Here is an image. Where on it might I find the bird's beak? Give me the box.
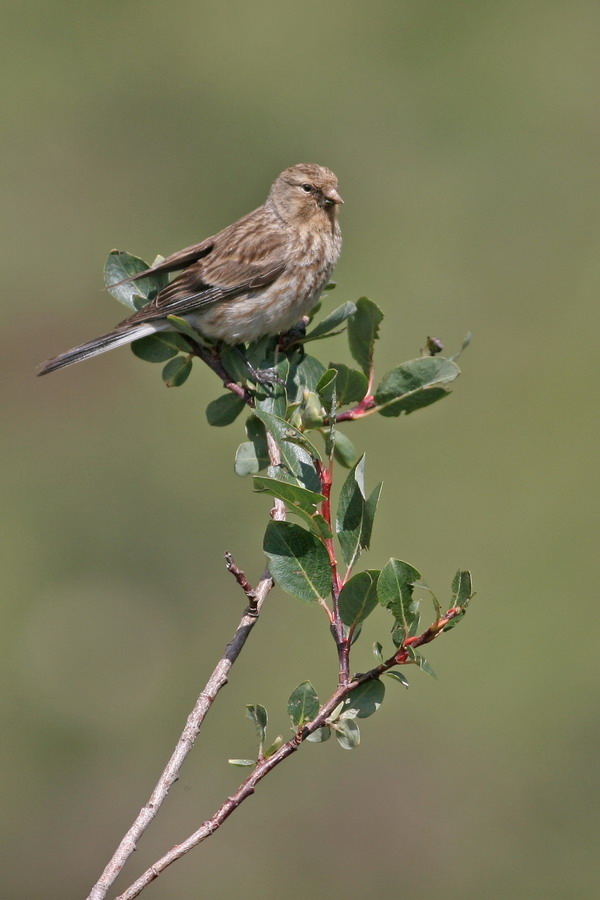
[323,187,344,206]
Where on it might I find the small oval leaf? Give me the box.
[335,717,361,750]
[287,681,319,728]
[162,355,192,387]
[206,393,246,426]
[342,679,385,719]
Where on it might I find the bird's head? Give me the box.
[269,163,343,225]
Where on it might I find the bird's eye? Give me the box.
[301,183,313,193]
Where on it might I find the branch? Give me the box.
[224,552,257,608]
[113,605,462,900]
[331,395,376,422]
[187,337,252,402]
[315,458,348,686]
[85,434,284,900]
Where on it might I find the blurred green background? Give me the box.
[3,1,599,898]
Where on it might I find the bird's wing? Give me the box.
[120,224,287,325]
[112,205,267,284]
[141,236,216,274]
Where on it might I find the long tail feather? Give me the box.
[37,322,164,376]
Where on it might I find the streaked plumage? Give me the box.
[38,164,343,376]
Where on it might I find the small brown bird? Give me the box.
[38,163,343,376]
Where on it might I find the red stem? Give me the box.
[315,458,349,685]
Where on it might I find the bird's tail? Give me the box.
[37,322,164,376]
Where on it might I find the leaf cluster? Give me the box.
[106,249,474,757]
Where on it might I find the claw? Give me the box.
[231,346,285,387]
[248,365,286,388]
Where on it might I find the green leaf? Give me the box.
[254,477,325,514]
[451,570,473,607]
[362,482,383,550]
[256,367,290,416]
[299,390,325,429]
[253,477,329,539]
[336,456,367,568]
[378,559,422,639]
[263,521,331,602]
[328,701,345,723]
[131,331,189,363]
[165,314,203,341]
[407,604,422,638]
[263,736,284,758]
[255,389,288,422]
[287,680,319,728]
[314,369,338,461]
[269,442,322,493]
[162,355,192,387]
[308,514,333,543]
[131,336,177,364]
[306,726,331,743]
[373,641,384,663]
[383,670,410,687]
[347,297,383,376]
[334,717,360,750]
[332,430,359,469]
[104,249,167,311]
[349,621,363,645]
[328,363,368,405]
[249,407,322,489]
[304,301,357,342]
[242,416,270,473]
[228,759,256,767]
[413,579,441,622]
[391,608,421,647]
[206,393,246,427]
[235,442,260,476]
[342,679,385,719]
[406,647,437,678]
[315,368,338,415]
[288,354,327,401]
[339,570,380,628]
[245,704,268,747]
[374,357,460,416]
[253,409,322,463]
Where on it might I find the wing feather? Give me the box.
[117,204,288,325]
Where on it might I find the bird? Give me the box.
[38,163,343,377]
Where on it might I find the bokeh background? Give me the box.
[3,2,599,898]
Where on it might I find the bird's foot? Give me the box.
[246,363,286,388]
[231,346,285,388]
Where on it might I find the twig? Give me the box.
[224,552,257,609]
[85,430,284,900]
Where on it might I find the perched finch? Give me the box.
[38,163,343,376]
